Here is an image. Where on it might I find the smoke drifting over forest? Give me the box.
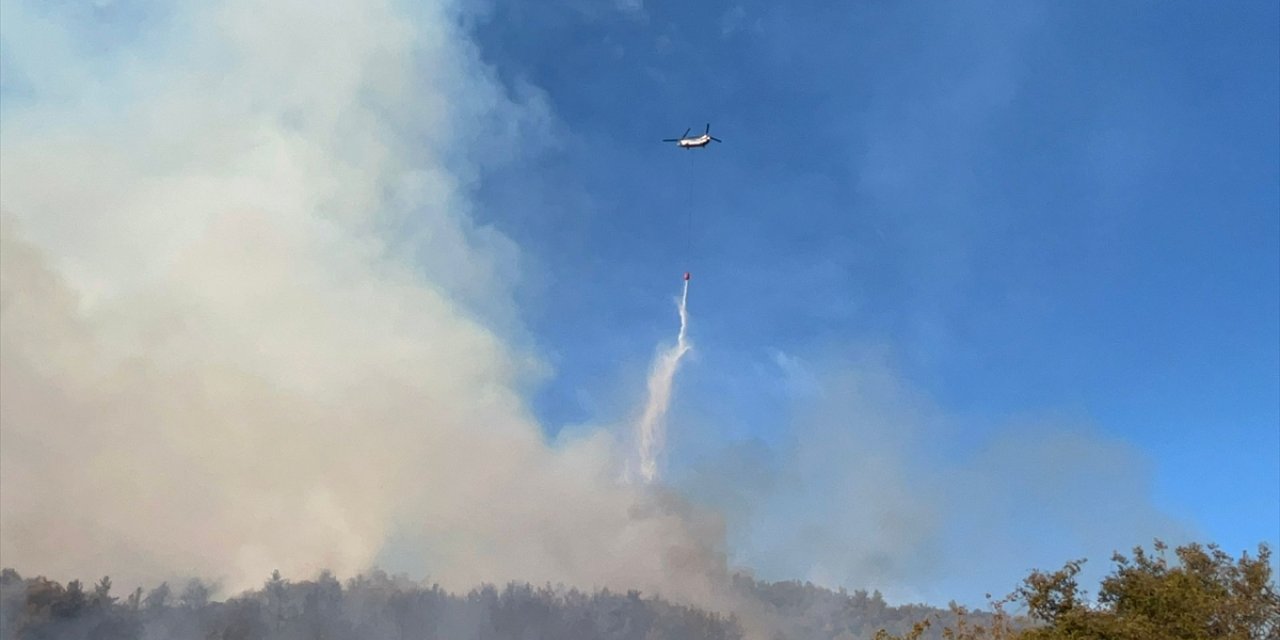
[0,0,748,611]
[0,568,970,640]
[0,0,1197,633]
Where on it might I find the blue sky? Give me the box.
[0,0,1275,608]
[468,0,1279,579]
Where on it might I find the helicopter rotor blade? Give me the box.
[710,137,722,143]
[705,123,710,135]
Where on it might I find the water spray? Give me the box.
[635,274,692,484]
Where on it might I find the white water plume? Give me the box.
[635,280,692,484]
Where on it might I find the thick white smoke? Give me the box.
[634,280,692,483]
[0,0,731,608]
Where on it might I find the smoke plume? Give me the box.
[0,0,730,611]
[0,0,1197,623]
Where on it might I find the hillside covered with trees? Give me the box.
[1,541,1274,640]
[0,569,949,640]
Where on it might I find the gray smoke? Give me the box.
[0,0,1197,629]
[675,349,1195,605]
[0,0,733,614]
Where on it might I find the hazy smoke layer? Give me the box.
[680,351,1194,605]
[0,0,730,609]
[635,280,692,483]
[0,0,1196,619]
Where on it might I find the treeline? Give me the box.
[730,575,985,640]
[0,569,956,640]
[0,567,967,640]
[3,540,1272,640]
[0,569,742,640]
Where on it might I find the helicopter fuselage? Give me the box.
[677,135,713,148]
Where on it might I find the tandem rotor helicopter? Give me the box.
[662,123,722,283]
[662,123,722,149]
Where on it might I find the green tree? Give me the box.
[1020,540,1277,640]
[879,540,1278,640]
[126,587,143,612]
[264,569,288,630]
[92,576,117,609]
[24,576,66,622]
[180,578,210,609]
[143,582,170,612]
[53,579,87,619]
[940,597,1020,640]
[874,619,931,640]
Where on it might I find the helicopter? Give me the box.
[663,123,722,149]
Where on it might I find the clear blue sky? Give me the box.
[469,0,1279,583]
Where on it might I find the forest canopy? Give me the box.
[1,540,1275,640]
